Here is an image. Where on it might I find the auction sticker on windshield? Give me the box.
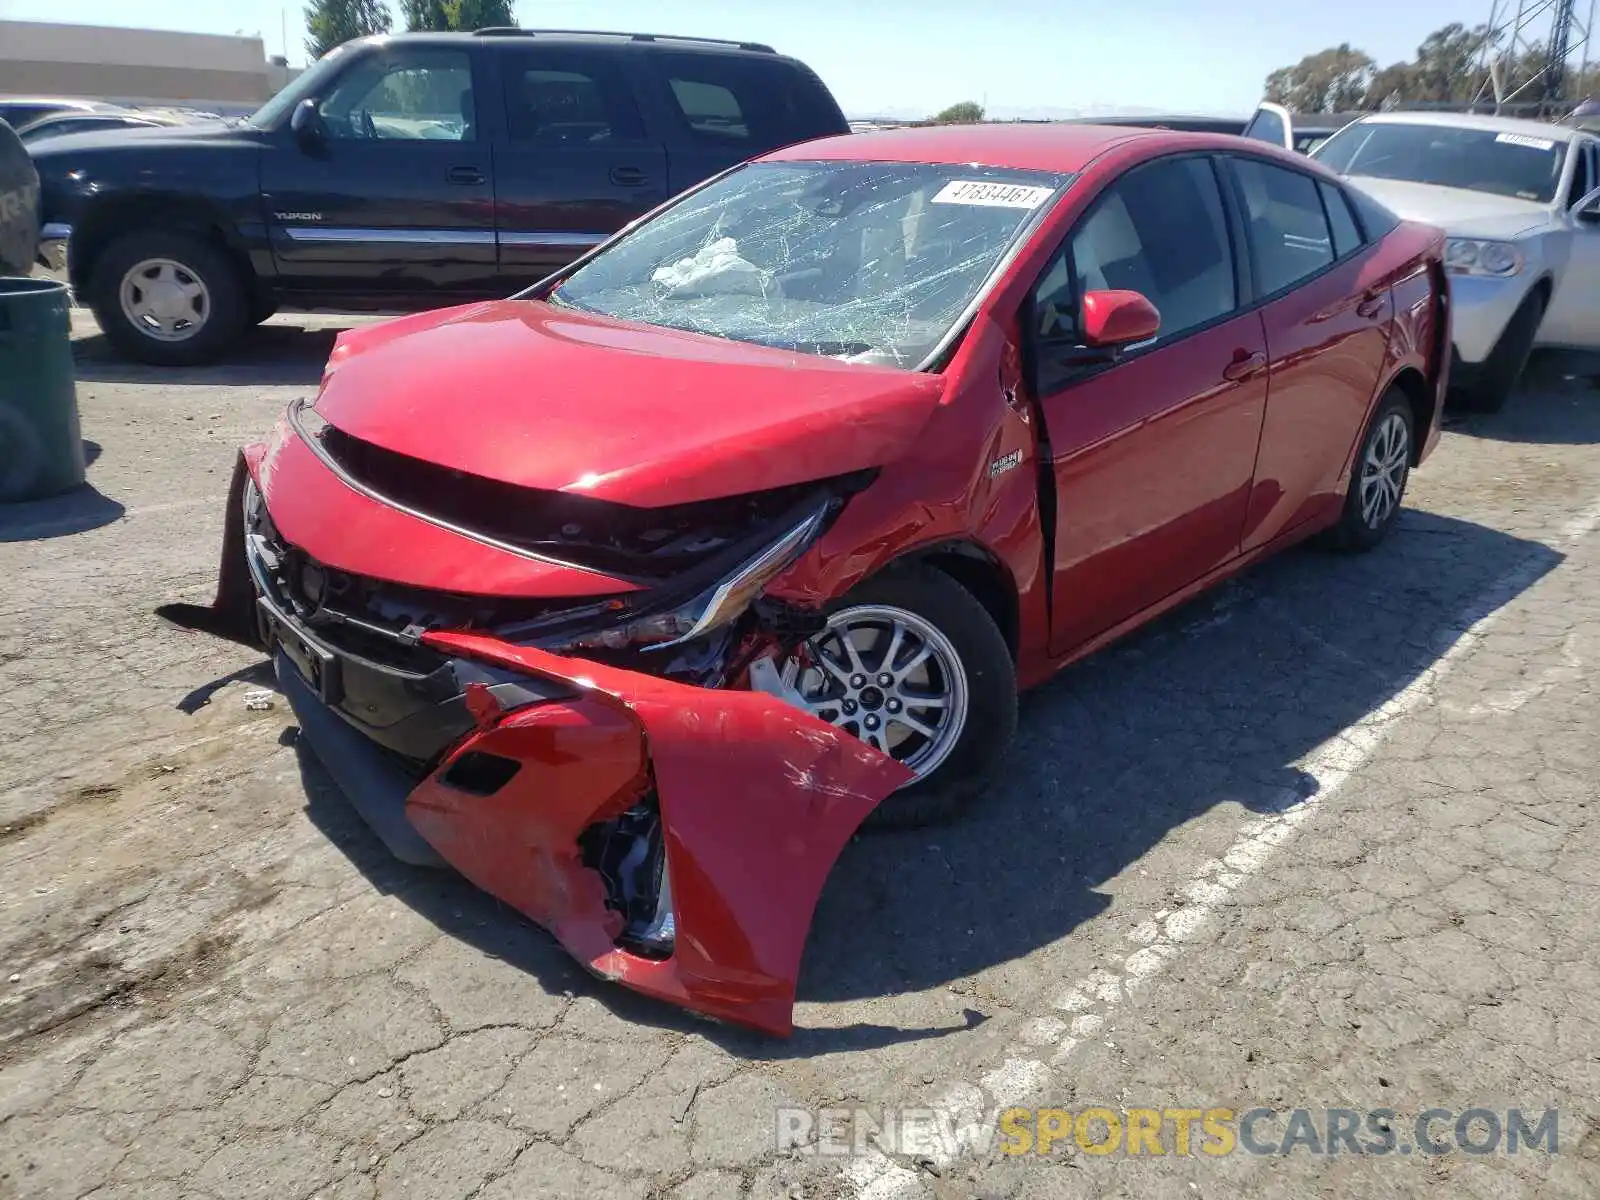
[932,180,1055,208]
[1495,132,1556,152]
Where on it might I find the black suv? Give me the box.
[31,29,849,365]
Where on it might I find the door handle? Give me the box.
[1222,350,1268,382]
[1356,290,1386,319]
[446,165,486,185]
[609,166,649,187]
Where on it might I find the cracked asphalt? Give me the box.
[1,316,1598,1199]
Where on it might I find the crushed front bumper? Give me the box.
[218,454,913,1036]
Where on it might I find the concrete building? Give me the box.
[0,19,300,114]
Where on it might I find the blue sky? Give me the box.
[1,0,1488,116]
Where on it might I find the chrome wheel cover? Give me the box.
[1360,411,1410,528]
[120,257,210,342]
[783,604,970,781]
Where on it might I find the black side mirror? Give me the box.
[289,98,325,148]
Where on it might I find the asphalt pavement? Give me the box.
[1,316,1597,1200]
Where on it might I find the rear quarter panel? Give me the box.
[1378,222,1449,465]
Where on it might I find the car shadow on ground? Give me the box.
[1446,351,1600,446]
[71,323,354,388]
[275,506,1558,1054]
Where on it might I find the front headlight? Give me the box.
[1445,238,1524,277]
[558,501,831,653]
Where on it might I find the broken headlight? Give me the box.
[555,500,830,653]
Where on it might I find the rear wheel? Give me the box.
[1322,388,1414,553]
[1456,289,1545,414]
[778,566,1017,828]
[87,229,248,365]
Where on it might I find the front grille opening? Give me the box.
[316,424,860,583]
[579,797,674,959]
[440,751,523,796]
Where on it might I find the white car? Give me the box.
[1245,106,1600,411]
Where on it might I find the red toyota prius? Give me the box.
[211,124,1449,1035]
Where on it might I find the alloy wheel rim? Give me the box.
[1359,412,1410,528]
[784,604,970,781]
[119,258,210,342]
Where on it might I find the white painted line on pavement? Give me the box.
[842,495,1600,1198]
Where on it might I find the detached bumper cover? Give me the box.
[406,632,913,1036]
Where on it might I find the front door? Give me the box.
[1542,142,1600,349]
[491,46,668,285]
[1031,154,1270,656]
[261,44,498,300]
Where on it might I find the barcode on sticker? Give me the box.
[1495,132,1555,151]
[931,180,1055,209]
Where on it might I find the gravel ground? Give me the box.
[1,315,1598,1200]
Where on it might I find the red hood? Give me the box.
[318,301,947,508]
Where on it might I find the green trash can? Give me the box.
[0,276,85,504]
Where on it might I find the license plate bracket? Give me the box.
[259,598,344,705]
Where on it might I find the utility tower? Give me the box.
[1472,0,1596,112]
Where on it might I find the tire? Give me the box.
[1456,289,1545,414]
[87,229,248,366]
[779,565,1018,829]
[248,294,279,327]
[1322,388,1414,553]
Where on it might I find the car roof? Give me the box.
[347,29,783,57]
[762,122,1181,173]
[1350,110,1582,142]
[0,96,124,112]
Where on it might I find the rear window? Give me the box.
[1319,182,1364,257]
[651,51,845,148]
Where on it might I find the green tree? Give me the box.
[304,0,392,59]
[1407,22,1493,103]
[931,101,984,124]
[452,0,515,30]
[1364,62,1416,109]
[1263,43,1375,112]
[402,0,514,31]
[401,0,453,31]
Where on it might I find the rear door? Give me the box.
[1031,153,1271,655]
[491,44,669,285]
[1223,155,1395,550]
[1242,102,1296,151]
[261,44,498,299]
[641,50,850,196]
[1542,139,1600,349]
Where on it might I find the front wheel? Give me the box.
[1456,289,1545,414]
[87,229,248,366]
[778,566,1018,828]
[1322,389,1414,553]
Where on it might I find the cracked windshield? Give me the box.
[551,163,1065,367]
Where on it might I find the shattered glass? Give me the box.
[550,160,1068,368]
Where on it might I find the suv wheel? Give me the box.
[1457,289,1545,414]
[778,565,1018,828]
[88,230,247,366]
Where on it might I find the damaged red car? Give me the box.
[212,124,1449,1035]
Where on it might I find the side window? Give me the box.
[502,51,646,146]
[1232,158,1335,294]
[653,52,840,147]
[1319,181,1363,257]
[1034,156,1236,349]
[317,50,475,141]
